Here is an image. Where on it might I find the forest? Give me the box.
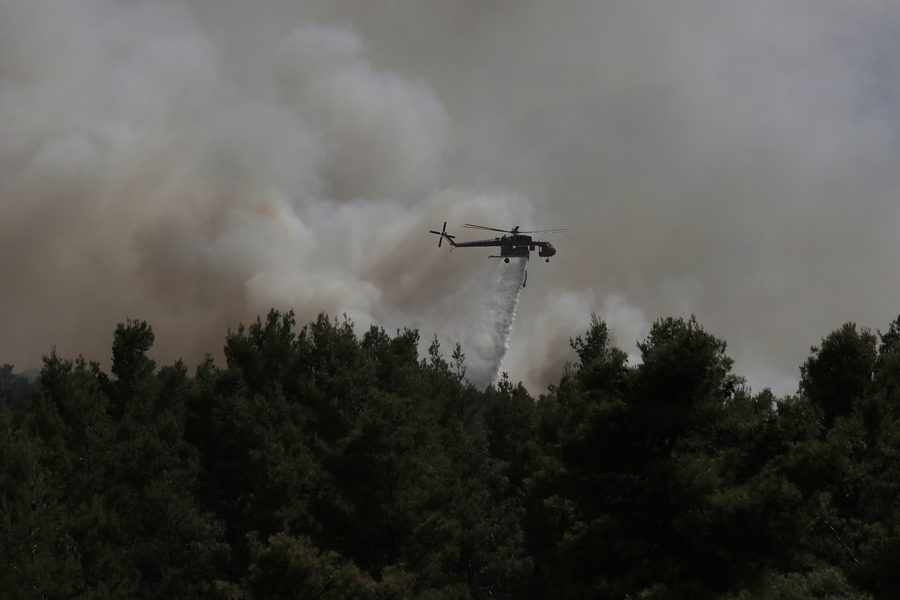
[3,310,900,599]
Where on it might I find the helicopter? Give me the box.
[429,222,564,286]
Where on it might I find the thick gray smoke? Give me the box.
[3,0,900,395]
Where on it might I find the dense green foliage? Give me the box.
[4,310,900,598]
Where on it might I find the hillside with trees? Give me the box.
[3,310,900,599]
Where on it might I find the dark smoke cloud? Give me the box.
[3,0,900,394]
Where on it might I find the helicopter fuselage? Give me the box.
[451,234,556,259]
[429,222,562,267]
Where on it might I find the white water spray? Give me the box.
[435,258,527,387]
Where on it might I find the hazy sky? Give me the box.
[3,0,900,395]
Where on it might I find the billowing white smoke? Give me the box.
[597,294,651,366]
[0,1,537,382]
[9,0,899,396]
[503,289,650,391]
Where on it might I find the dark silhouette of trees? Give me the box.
[1,364,33,409]
[5,310,900,598]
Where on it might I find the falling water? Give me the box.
[436,257,527,387]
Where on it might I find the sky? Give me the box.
[3,0,900,396]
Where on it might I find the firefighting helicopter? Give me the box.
[430,222,564,285]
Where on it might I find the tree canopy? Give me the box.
[3,310,900,599]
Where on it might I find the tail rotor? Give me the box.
[429,221,455,248]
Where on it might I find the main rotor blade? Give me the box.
[464,223,566,234]
[463,224,513,233]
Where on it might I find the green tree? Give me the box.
[0,408,83,599]
[536,316,808,599]
[783,320,900,599]
[236,532,414,600]
[6,322,228,598]
[800,323,876,427]
[198,310,328,578]
[1,364,33,409]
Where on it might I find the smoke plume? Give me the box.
[3,0,900,395]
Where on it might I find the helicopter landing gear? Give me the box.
[504,258,510,263]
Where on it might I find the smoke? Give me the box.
[4,0,900,397]
[597,295,651,366]
[505,290,649,389]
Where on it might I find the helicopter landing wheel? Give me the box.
[504,258,510,263]
[546,258,550,262]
